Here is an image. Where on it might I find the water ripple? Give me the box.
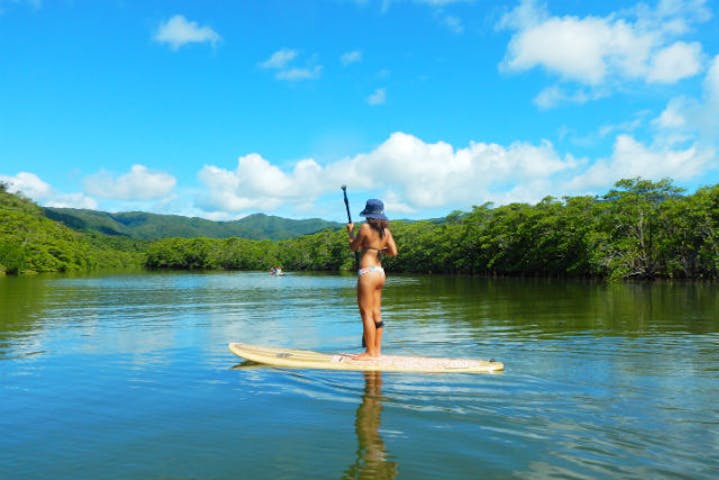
[2,273,718,479]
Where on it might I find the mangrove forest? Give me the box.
[2,178,718,280]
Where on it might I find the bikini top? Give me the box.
[362,227,385,256]
[362,245,383,260]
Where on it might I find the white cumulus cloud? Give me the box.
[193,126,718,218]
[260,48,298,69]
[534,85,608,109]
[84,165,176,200]
[154,15,221,51]
[499,0,709,107]
[567,134,714,191]
[0,171,52,199]
[647,41,703,83]
[367,88,387,106]
[1,172,98,209]
[341,50,363,66]
[327,132,579,208]
[197,154,323,214]
[276,66,323,81]
[195,132,584,216]
[45,193,98,210]
[260,49,322,81]
[704,54,719,107]
[652,54,719,148]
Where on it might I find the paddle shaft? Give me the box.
[341,186,360,270]
[342,186,365,348]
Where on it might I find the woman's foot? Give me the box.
[353,351,381,361]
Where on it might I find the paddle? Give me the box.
[341,185,364,348]
[341,185,360,271]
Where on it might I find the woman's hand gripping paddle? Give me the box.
[341,185,364,348]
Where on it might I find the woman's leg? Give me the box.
[356,273,384,358]
[372,285,383,355]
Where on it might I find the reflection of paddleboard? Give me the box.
[228,343,503,373]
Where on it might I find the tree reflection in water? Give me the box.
[342,371,398,480]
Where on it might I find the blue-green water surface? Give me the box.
[1,272,718,479]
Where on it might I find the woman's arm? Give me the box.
[383,228,398,257]
[347,222,367,252]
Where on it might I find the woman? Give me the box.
[347,199,398,359]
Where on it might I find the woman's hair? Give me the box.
[367,217,389,238]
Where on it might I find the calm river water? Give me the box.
[1,272,718,479]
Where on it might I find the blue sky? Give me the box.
[2,0,718,222]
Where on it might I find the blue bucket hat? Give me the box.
[359,199,388,220]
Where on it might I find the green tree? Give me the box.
[655,184,719,278]
[588,178,684,279]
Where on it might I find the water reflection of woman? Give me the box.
[342,371,398,480]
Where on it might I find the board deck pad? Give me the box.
[229,343,504,373]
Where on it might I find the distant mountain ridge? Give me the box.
[43,207,342,241]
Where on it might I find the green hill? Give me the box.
[0,185,143,274]
[43,208,342,241]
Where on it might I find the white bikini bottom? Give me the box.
[358,265,385,277]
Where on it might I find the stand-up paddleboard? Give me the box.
[228,343,504,373]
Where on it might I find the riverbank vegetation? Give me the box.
[0,184,145,274]
[2,178,718,279]
[387,178,719,280]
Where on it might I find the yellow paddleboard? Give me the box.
[229,343,504,374]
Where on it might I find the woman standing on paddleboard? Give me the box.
[347,199,398,359]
